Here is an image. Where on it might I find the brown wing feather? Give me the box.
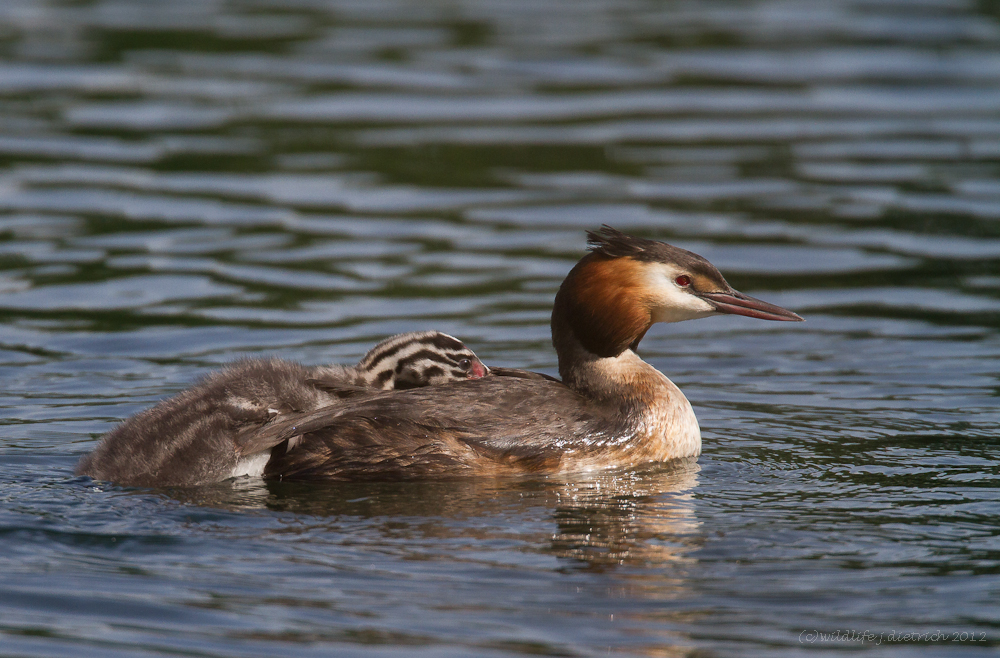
[245,377,619,481]
[488,367,560,383]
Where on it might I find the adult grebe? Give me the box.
[76,331,488,486]
[245,226,803,481]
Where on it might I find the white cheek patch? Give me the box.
[646,265,717,324]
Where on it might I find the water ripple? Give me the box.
[1,0,999,656]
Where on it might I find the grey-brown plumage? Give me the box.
[254,376,635,481]
[76,331,488,487]
[247,226,803,482]
[80,227,802,487]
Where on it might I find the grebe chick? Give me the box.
[322,330,490,391]
[76,331,488,487]
[245,226,803,482]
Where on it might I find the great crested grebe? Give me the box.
[76,331,489,487]
[239,225,801,482]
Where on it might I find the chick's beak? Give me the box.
[699,290,804,322]
[468,358,490,379]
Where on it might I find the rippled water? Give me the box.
[1,0,999,656]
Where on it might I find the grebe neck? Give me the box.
[551,252,663,406]
[555,334,665,406]
[551,273,701,461]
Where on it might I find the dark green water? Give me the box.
[1,0,999,656]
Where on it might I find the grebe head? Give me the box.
[553,226,803,358]
[356,330,489,390]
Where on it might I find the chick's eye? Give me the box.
[675,274,692,288]
[457,358,472,370]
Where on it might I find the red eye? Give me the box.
[675,275,692,288]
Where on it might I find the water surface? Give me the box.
[1,0,998,656]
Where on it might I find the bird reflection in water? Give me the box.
[157,459,701,573]
[547,459,701,571]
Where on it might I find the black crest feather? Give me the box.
[585,225,727,281]
[586,225,662,260]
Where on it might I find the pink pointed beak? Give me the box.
[699,290,804,322]
[467,358,490,379]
